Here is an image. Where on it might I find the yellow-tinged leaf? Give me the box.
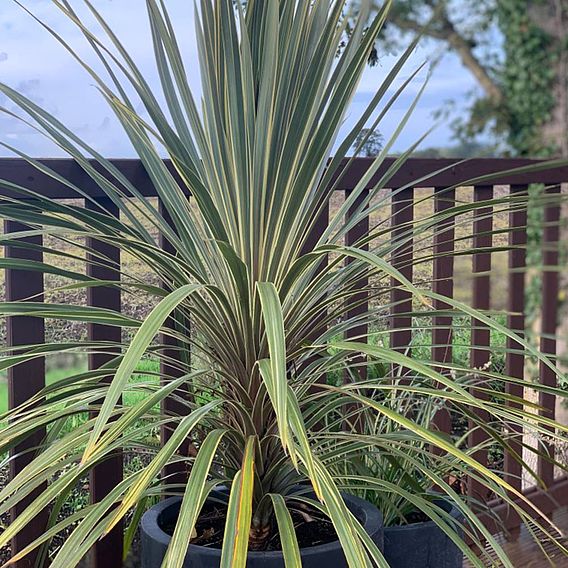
[219,436,256,568]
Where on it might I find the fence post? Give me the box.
[159,199,192,489]
[5,219,48,568]
[300,199,329,389]
[344,188,369,382]
[432,187,456,436]
[390,187,414,378]
[468,185,493,501]
[85,197,123,568]
[504,185,528,495]
[537,185,561,487]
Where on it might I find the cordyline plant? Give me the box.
[0,0,567,567]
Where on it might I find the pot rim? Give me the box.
[142,492,382,559]
[384,502,463,534]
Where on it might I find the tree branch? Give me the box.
[391,10,504,104]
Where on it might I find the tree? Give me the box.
[352,128,384,156]
[498,1,568,157]
[361,0,568,157]
[409,140,496,158]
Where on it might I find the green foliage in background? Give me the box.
[352,128,384,157]
[497,1,557,156]
[348,0,568,157]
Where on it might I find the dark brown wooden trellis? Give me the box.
[2,157,568,567]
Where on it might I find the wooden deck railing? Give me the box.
[1,157,567,567]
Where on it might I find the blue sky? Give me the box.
[0,1,480,158]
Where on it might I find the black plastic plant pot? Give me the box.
[141,492,384,568]
[383,503,464,568]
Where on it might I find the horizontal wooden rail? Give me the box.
[0,157,568,200]
[477,475,568,535]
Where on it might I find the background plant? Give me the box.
[331,382,469,528]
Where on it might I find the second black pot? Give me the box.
[383,503,464,568]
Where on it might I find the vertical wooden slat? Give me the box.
[301,201,330,259]
[5,219,48,568]
[432,188,456,435]
[159,199,192,488]
[504,185,528,493]
[86,198,123,568]
[344,188,369,382]
[537,185,561,487]
[468,185,493,501]
[301,200,329,389]
[390,187,414,376]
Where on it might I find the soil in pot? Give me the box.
[160,499,339,551]
[384,501,464,568]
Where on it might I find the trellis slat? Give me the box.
[468,185,493,501]
[432,187,456,435]
[159,198,192,487]
[537,185,561,487]
[5,219,48,568]
[301,200,329,389]
[85,197,123,568]
[504,185,528,493]
[390,187,414,377]
[344,188,369,382]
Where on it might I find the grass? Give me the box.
[0,359,161,415]
[1,319,511,418]
[0,367,82,415]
